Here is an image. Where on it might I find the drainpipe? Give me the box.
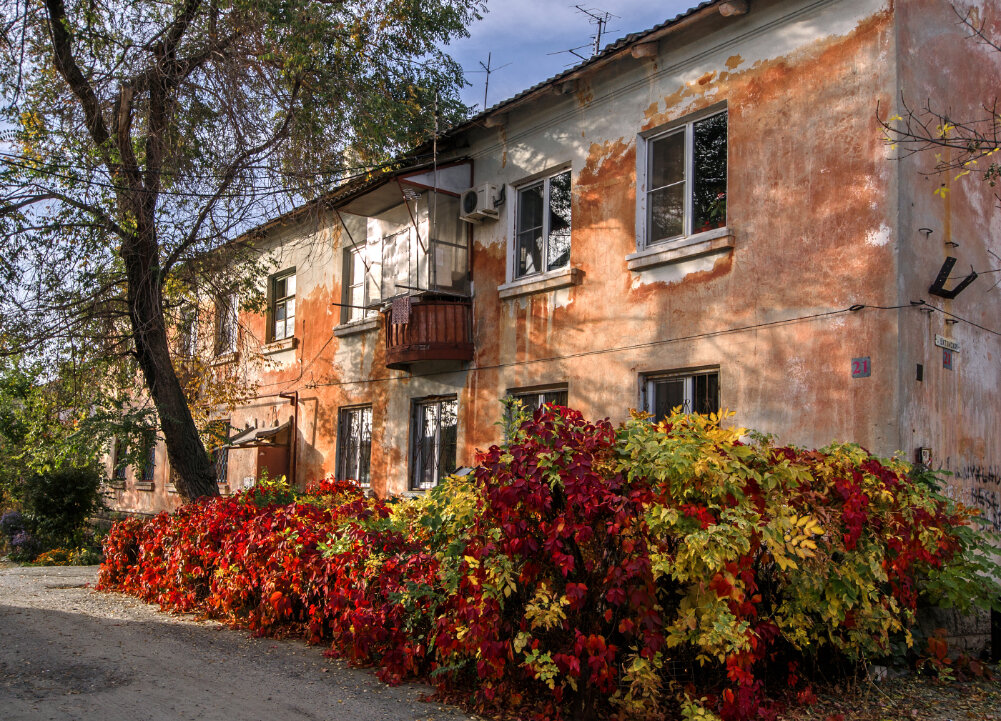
[278,391,298,486]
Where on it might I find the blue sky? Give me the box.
[449,1,701,111]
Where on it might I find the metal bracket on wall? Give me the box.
[928,256,977,299]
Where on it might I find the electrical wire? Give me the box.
[296,302,917,391]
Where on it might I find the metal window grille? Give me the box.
[337,406,372,486]
[212,447,229,485]
[411,398,457,491]
[140,439,156,481]
[645,371,719,422]
[112,438,127,480]
[214,292,238,355]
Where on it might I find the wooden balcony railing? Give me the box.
[383,298,473,370]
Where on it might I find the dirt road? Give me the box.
[0,564,476,721]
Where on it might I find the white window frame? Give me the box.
[342,244,377,324]
[269,268,296,342]
[507,164,573,283]
[636,104,727,252]
[641,368,720,419]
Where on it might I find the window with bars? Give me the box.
[336,405,372,487]
[269,269,296,342]
[140,435,156,481]
[214,291,238,355]
[514,169,572,279]
[508,386,568,416]
[205,420,230,486]
[643,109,727,246]
[643,370,719,421]
[111,438,127,480]
[410,397,457,491]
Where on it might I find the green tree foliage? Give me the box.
[21,465,103,545]
[0,0,483,500]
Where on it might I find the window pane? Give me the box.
[547,171,572,271]
[650,131,685,190]
[348,283,364,323]
[692,372,720,415]
[351,249,366,285]
[692,112,727,233]
[517,183,544,234]
[274,277,286,299]
[517,230,543,277]
[652,378,686,420]
[648,184,685,241]
[285,275,296,297]
[286,298,295,321]
[357,408,372,486]
[542,390,568,407]
[275,303,285,323]
[439,400,458,479]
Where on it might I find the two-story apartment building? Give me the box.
[105,0,1001,537]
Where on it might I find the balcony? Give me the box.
[383,298,474,370]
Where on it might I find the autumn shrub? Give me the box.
[98,408,1000,721]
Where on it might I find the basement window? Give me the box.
[642,369,719,421]
[640,108,727,248]
[410,397,457,491]
[507,385,568,416]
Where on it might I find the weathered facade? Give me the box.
[105,0,1001,535]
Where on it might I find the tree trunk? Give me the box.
[122,225,218,501]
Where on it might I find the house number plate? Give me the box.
[851,356,871,378]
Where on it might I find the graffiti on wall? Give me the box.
[958,465,1001,532]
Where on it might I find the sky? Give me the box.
[448,1,701,112]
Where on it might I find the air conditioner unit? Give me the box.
[459,183,502,223]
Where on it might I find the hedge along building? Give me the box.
[103,0,1001,532]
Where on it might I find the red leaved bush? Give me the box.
[98,478,439,683]
[98,409,999,721]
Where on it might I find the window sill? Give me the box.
[627,227,734,272]
[211,351,239,366]
[263,337,297,355]
[135,481,155,492]
[498,267,583,300]
[333,316,380,338]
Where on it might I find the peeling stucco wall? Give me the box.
[104,0,1001,516]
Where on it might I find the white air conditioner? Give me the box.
[459,183,502,223]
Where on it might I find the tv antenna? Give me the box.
[466,52,512,110]
[576,5,618,55]
[547,6,620,64]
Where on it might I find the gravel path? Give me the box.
[0,564,478,721]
